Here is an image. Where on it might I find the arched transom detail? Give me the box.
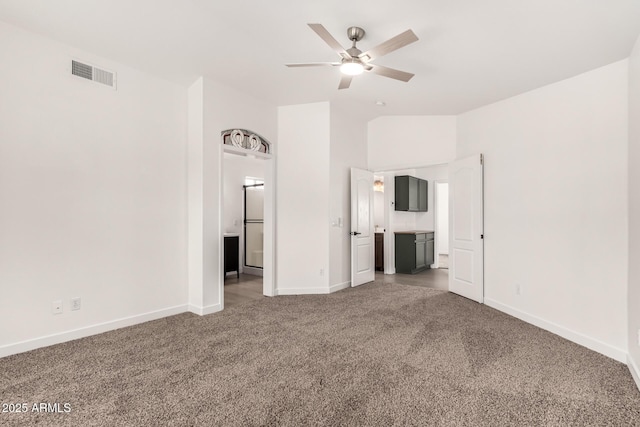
[221,129,271,154]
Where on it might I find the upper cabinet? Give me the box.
[395,175,428,212]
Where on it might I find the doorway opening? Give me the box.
[222,153,266,308]
[435,181,449,270]
[373,164,449,291]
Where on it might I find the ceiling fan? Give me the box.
[286,23,419,90]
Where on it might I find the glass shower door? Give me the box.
[244,184,264,268]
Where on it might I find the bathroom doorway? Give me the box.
[223,153,266,308]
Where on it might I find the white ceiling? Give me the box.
[1,0,639,120]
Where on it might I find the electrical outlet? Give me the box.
[319,268,324,276]
[515,284,522,295]
[52,300,63,315]
[71,297,81,311]
[637,329,640,346]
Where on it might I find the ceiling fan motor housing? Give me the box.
[347,26,365,42]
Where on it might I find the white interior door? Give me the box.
[449,154,484,303]
[351,168,375,287]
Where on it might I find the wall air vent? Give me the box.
[71,60,117,89]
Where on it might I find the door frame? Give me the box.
[433,179,449,269]
[220,144,276,306]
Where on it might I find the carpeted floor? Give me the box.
[1,282,639,426]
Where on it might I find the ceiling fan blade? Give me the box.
[359,29,418,62]
[338,75,352,90]
[368,64,414,82]
[286,62,341,67]
[308,23,351,59]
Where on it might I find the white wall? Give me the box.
[628,34,640,380]
[187,78,204,309]
[329,106,368,289]
[436,183,449,254]
[368,116,456,171]
[458,60,629,361]
[0,22,188,355]
[374,191,385,229]
[277,102,331,294]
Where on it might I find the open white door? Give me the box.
[351,168,375,287]
[449,154,484,303]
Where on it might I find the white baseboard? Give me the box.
[0,304,188,359]
[628,354,640,392]
[188,303,222,316]
[276,282,350,296]
[276,287,331,296]
[329,281,351,293]
[484,298,627,363]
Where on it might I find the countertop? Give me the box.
[394,230,434,235]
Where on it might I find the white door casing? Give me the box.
[449,154,484,303]
[351,168,375,287]
[221,144,275,301]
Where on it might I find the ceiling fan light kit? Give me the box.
[340,60,364,75]
[286,23,418,89]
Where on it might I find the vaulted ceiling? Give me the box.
[1,0,639,120]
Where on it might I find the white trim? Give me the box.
[485,298,626,363]
[223,145,272,159]
[330,281,351,293]
[0,305,188,359]
[276,287,332,296]
[628,354,640,392]
[188,303,223,316]
[275,282,354,295]
[221,139,276,304]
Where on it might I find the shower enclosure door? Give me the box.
[244,184,264,269]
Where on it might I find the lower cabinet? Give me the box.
[395,232,434,274]
[375,233,384,271]
[224,235,239,279]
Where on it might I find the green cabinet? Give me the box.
[395,232,435,274]
[395,175,428,212]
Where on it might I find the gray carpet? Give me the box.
[1,282,639,426]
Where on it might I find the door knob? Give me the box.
[350,231,362,236]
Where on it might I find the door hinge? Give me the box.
[480,154,484,165]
